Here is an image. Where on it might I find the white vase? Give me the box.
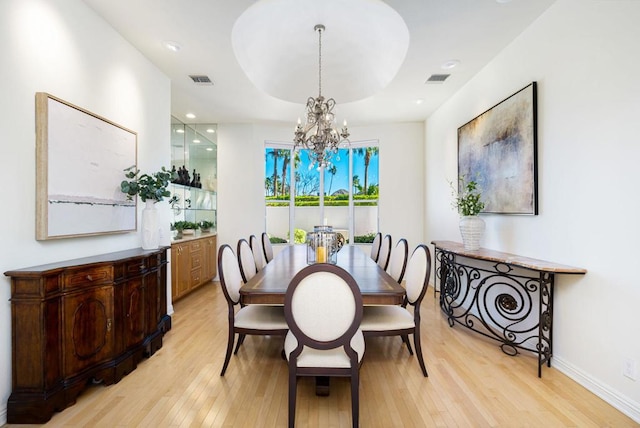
[141,200,159,250]
[459,215,485,251]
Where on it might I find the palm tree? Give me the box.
[264,177,273,196]
[352,175,362,195]
[327,164,337,196]
[355,147,379,195]
[266,149,280,197]
[280,150,294,197]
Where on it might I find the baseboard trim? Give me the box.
[553,356,640,424]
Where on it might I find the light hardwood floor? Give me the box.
[8,281,637,427]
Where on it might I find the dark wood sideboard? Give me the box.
[4,247,171,424]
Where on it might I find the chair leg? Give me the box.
[220,329,235,376]
[401,334,414,355]
[288,366,297,428]
[413,330,428,377]
[233,334,246,354]
[351,370,359,428]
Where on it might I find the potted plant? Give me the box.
[451,176,485,250]
[120,165,176,250]
[182,221,199,235]
[199,220,214,233]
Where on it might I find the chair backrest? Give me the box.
[377,234,392,271]
[218,244,243,306]
[405,244,431,307]
[285,264,363,354]
[262,232,274,263]
[249,234,266,271]
[387,238,409,284]
[237,239,257,283]
[370,232,382,262]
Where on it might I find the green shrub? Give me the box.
[353,233,377,243]
[269,236,287,244]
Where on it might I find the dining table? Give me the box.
[240,244,406,305]
[239,243,406,395]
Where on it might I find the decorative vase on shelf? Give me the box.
[459,215,485,251]
[141,200,159,250]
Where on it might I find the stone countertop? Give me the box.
[431,240,586,274]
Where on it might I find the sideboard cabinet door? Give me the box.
[62,285,115,377]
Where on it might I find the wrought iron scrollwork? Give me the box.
[435,246,555,377]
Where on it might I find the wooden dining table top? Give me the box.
[239,244,405,305]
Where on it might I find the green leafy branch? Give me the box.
[451,176,485,216]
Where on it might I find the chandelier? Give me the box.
[294,24,350,169]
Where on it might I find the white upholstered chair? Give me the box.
[249,234,266,271]
[376,234,392,271]
[387,238,409,284]
[262,232,274,263]
[284,264,364,428]
[217,244,288,376]
[237,238,257,283]
[361,244,431,377]
[370,232,382,262]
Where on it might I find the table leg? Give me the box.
[315,376,330,396]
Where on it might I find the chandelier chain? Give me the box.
[318,25,322,97]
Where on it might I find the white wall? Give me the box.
[0,0,171,423]
[425,0,640,421]
[217,122,424,254]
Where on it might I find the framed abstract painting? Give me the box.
[35,92,138,240]
[458,82,538,215]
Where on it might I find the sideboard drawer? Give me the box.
[63,266,113,289]
[124,258,148,276]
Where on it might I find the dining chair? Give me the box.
[237,238,257,283]
[262,232,274,263]
[361,244,431,377]
[284,264,364,428]
[370,232,382,262]
[217,244,288,376]
[249,234,266,271]
[387,238,409,284]
[376,234,392,271]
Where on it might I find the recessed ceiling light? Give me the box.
[206,147,213,151]
[415,99,424,105]
[193,139,201,143]
[175,129,184,134]
[163,41,181,52]
[206,128,215,133]
[441,60,460,70]
[185,113,196,119]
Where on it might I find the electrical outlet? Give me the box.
[623,358,637,381]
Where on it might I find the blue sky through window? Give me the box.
[264,147,378,196]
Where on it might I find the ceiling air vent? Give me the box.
[189,75,213,85]
[425,74,450,84]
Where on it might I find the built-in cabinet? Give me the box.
[4,248,170,424]
[170,118,218,303]
[171,234,217,301]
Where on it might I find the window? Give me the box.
[265,142,379,244]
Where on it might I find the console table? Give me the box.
[431,241,586,377]
[4,247,171,423]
